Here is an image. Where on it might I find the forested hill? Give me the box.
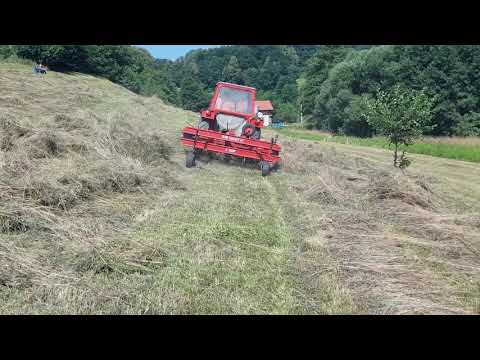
[171,45,323,117]
[165,44,480,136]
[2,45,480,136]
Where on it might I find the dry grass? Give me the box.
[278,134,480,314]
[0,63,195,312]
[2,62,479,314]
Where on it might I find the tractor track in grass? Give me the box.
[126,157,303,313]
[122,151,358,314]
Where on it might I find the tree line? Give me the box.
[2,45,480,136]
[300,45,480,136]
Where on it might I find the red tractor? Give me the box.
[181,82,281,176]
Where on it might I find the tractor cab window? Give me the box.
[215,87,253,115]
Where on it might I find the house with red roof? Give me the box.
[255,100,274,126]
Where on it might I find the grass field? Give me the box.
[1,63,479,314]
[276,127,480,163]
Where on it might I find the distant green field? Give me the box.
[275,127,480,163]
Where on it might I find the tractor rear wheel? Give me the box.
[251,128,261,140]
[260,161,270,177]
[186,151,196,168]
[242,123,255,137]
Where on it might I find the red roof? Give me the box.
[255,100,274,112]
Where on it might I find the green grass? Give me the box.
[117,166,357,314]
[276,128,480,163]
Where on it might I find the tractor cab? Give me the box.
[211,82,255,115]
[200,82,264,139]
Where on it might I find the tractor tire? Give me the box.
[186,151,196,168]
[242,123,255,138]
[198,120,210,130]
[251,128,261,140]
[260,161,270,177]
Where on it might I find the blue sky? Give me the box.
[137,45,220,60]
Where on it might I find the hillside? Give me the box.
[1,63,479,314]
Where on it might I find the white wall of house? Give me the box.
[263,114,271,127]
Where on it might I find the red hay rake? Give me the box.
[180,82,282,176]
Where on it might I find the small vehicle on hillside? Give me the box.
[33,63,48,74]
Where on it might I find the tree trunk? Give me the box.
[393,142,398,167]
